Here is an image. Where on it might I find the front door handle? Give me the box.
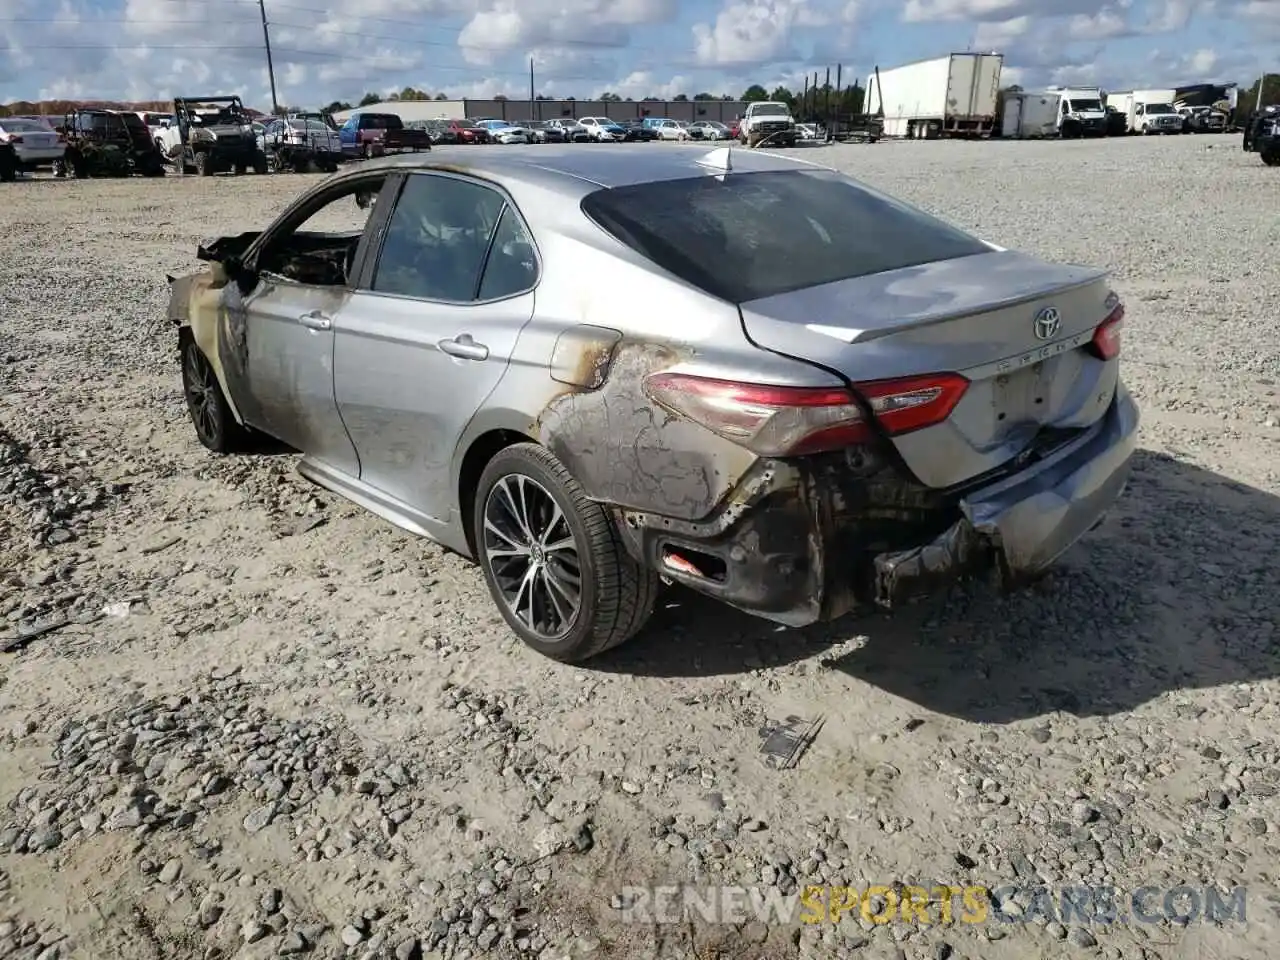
[299,310,332,331]
[438,334,489,361]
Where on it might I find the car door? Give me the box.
[233,171,401,473]
[333,171,538,523]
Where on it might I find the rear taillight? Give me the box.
[8,135,22,144]
[1091,303,1124,360]
[642,371,969,457]
[858,373,970,435]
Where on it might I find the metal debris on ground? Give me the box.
[758,714,824,770]
[1,616,71,654]
[279,516,327,537]
[140,536,183,555]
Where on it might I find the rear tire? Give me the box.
[253,151,269,174]
[181,337,252,454]
[473,443,659,663]
[1262,150,1280,166]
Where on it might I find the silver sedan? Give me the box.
[167,146,1138,662]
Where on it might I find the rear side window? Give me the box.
[580,169,991,303]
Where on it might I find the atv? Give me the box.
[53,109,166,178]
[156,96,269,176]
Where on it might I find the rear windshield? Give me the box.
[2,119,45,132]
[360,114,400,128]
[580,169,991,303]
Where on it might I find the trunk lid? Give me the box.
[739,249,1120,489]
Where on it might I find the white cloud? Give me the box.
[691,0,810,66]
[457,0,674,65]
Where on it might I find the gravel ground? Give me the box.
[1,133,1279,960]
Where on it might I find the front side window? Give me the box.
[371,174,506,302]
[257,176,389,285]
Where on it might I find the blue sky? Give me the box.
[0,0,1274,107]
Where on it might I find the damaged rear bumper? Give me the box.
[873,382,1139,608]
[614,384,1139,626]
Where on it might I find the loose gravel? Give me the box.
[1,133,1279,960]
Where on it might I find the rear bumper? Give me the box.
[614,384,1139,626]
[874,382,1139,607]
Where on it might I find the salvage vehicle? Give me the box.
[338,112,432,159]
[1254,111,1280,165]
[738,101,798,147]
[167,147,1138,663]
[157,96,269,175]
[261,117,342,173]
[53,109,166,178]
[0,139,16,182]
[0,116,64,172]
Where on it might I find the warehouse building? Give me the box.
[331,98,749,125]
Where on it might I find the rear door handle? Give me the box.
[299,310,332,331]
[437,334,489,361]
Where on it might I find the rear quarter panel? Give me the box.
[454,183,846,524]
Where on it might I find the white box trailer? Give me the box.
[1000,91,1061,138]
[866,52,1004,139]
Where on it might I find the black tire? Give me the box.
[473,443,659,663]
[195,151,212,176]
[1262,151,1280,166]
[235,163,247,175]
[252,152,269,174]
[180,337,252,454]
[0,149,16,182]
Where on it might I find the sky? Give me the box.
[0,0,1275,108]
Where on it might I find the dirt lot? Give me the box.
[1,133,1279,960]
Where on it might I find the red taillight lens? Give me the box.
[8,135,22,144]
[857,372,970,435]
[642,371,969,457]
[1091,303,1124,360]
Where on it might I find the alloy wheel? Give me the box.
[482,474,582,640]
[183,348,220,443]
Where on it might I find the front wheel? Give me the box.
[181,337,252,453]
[1262,150,1280,166]
[473,444,659,663]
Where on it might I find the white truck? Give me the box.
[737,101,798,147]
[1043,86,1108,137]
[999,91,1060,138]
[865,52,1003,139]
[1108,89,1183,134]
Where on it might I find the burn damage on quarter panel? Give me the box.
[537,341,759,522]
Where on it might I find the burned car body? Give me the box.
[54,109,166,178]
[167,147,1139,662]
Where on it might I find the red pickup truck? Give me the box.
[338,112,432,159]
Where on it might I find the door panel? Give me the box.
[334,291,534,519]
[334,172,540,522]
[243,277,360,474]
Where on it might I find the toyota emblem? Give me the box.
[1033,307,1061,341]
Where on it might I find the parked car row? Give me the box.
[391,115,739,146]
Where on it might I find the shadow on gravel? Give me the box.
[831,450,1280,722]
[594,451,1280,722]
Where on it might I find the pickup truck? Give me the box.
[338,112,432,159]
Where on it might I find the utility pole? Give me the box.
[529,58,535,121]
[258,0,280,115]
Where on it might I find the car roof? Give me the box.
[351,144,832,192]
